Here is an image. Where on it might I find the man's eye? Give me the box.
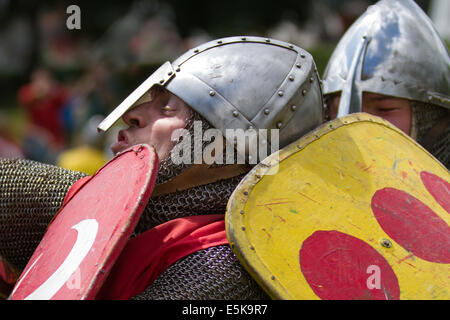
[129,119,140,126]
[378,108,396,113]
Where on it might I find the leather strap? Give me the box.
[151,164,251,197]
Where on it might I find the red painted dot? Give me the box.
[372,188,450,263]
[299,230,400,300]
[420,171,450,214]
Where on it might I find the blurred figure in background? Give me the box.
[61,60,117,146]
[17,68,69,163]
[0,112,24,159]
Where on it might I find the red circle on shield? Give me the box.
[372,187,450,264]
[299,230,400,300]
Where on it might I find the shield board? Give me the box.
[226,113,449,300]
[9,144,158,300]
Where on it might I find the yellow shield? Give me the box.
[226,113,449,300]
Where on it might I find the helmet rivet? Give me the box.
[241,37,246,41]
[168,71,173,76]
[232,111,239,117]
[309,77,314,83]
[217,40,222,44]
[266,38,271,42]
[209,90,215,96]
[276,122,283,128]
[159,79,164,84]
[176,67,181,72]
[278,90,284,97]
[302,89,307,96]
[291,105,297,111]
[289,75,295,81]
[296,63,301,68]
[289,45,294,49]
[248,125,254,130]
[194,49,199,53]
[300,54,306,58]
[264,109,270,115]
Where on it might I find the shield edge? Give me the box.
[86,144,158,299]
[224,112,448,300]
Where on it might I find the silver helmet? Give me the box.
[322,0,450,117]
[98,36,323,158]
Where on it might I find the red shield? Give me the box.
[9,144,158,300]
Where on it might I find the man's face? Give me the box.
[327,92,412,136]
[110,87,192,160]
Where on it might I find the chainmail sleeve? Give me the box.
[131,245,270,300]
[0,158,88,270]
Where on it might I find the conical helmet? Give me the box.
[322,0,450,117]
[98,36,323,156]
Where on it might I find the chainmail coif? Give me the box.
[412,101,449,169]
